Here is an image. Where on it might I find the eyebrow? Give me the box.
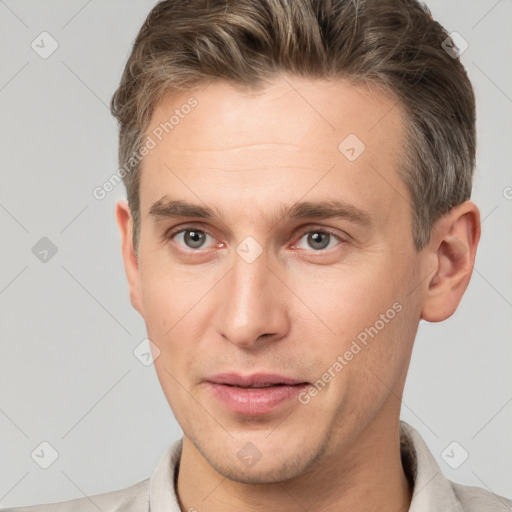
[148,198,373,228]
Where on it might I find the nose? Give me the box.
[214,249,291,350]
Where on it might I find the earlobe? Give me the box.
[420,201,481,322]
[115,200,144,316]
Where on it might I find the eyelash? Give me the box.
[165,224,345,253]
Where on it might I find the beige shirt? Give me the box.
[5,421,511,511]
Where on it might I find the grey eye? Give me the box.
[295,230,341,251]
[169,226,218,251]
[307,231,331,250]
[183,230,207,249]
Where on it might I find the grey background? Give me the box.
[0,0,511,507]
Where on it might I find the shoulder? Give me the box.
[2,478,149,512]
[451,481,512,512]
[399,421,511,512]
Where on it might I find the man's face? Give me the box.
[127,77,429,482]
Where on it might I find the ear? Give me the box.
[420,201,481,322]
[115,200,144,316]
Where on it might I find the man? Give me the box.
[8,0,511,510]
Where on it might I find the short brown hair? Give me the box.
[110,0,476,252]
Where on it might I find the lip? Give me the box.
[205,373,309,415]
[206,373,307,387]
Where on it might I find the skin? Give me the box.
[116,75,480,512]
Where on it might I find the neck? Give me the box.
[176,414,413,512]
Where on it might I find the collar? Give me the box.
[400,421,464,511]
[148,421,463,512]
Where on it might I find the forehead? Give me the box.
[146,77,404,156]
[139,76,409,227]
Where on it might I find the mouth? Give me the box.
[205,373,309,415]
[224,383,286,388]
[206,372,308,387]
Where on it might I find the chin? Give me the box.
[197,435,326,485]
[210,455,309,485]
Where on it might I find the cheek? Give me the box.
[140,278,173,339]
[138,255,205,334]
[140,265,204,419]
[290,262,395,337]
[138,259,217,375]
[289,258,415,390]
